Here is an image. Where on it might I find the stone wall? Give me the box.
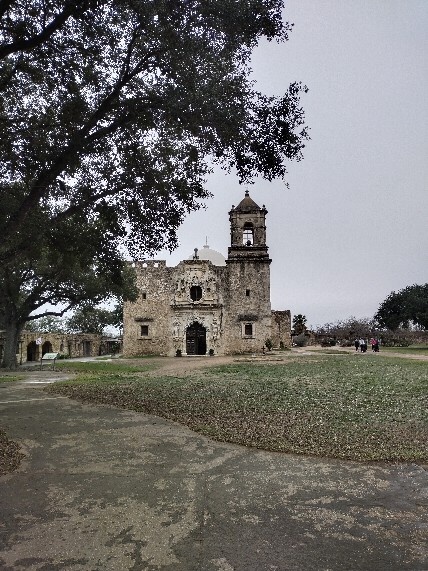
[271,310,292,348]
[0,331,103,364]
[123,260,172,356]
[223,259,272,354]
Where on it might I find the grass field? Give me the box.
[55,360,155,375]
[46,353,428,463]
[381,345,428,356]
[0,375,23,383]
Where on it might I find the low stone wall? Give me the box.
[0,331,120,364]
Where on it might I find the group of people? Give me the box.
[354,338,380,353]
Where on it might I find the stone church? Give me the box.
[123,191,291,357]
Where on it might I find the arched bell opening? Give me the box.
[242,222,254,246]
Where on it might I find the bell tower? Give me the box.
[228,190,270,262]
[224,191,272,353]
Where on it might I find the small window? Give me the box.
[243,223,254,246]
[142,292,147,300]
[141,325,149,336]
[244,323,253,336]
[246,289,250,297]
[190,285,202,301]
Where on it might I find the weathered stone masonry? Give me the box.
[123,192,291,356]
[0,331,105,364]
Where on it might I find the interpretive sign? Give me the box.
[40,352,59,370]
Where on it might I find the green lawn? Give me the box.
[0,375,24,383]
[46,354,428,463]
[55,360,156,375]
[381,345,428,356]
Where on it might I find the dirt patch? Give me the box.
[0,429,25,475]
[122,353,296,377]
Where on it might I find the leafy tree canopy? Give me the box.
[292,313,307,335]
[24,316,66,333]
[0,201,137,367]
[1,0,308,263]
[65,305,119,335]
[0,195,137,326]
[314,317,376,339]
[0,1,308,367]
[375,284,428,330]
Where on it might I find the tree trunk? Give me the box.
[1,318,24,370]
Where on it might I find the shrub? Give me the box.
[381,337,411,347]
[293,333,308,347]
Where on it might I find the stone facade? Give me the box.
[123,191,291,356]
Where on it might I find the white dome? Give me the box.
[188,245,226,266]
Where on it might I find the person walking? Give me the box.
[354,339,360,351]
[359,338,367,353]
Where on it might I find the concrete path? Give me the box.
[0,375,427,571]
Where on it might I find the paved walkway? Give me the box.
[0,364,427,570]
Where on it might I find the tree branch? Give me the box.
[0,1,89,60]
[1,48,159,250]
[26,305,74,320]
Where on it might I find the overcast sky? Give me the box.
[156,0,428,329]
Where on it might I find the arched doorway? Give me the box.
[27,341,39,362]
[42,341,52,355]
[186,322,207,355]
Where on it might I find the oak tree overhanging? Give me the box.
[0,0,309,368]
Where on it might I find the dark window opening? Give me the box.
[246,289,250,297]
[190,285,202,301]
[141,325,149,336]
[142,292,147,300]
[244,323,253,336]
